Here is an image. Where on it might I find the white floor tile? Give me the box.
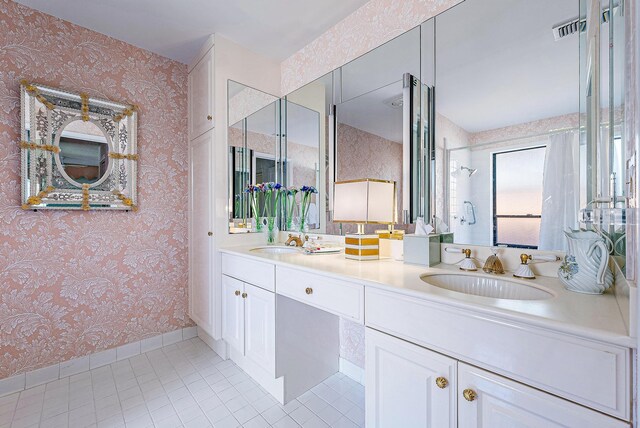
[2,337,360,427]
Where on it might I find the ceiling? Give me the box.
[14,0,370,64]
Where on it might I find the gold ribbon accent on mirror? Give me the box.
[80,93,90,122]
[108,153,139,161]
[21,186,55,210]
[112,190,138,212]
[81,184,91,211]
[20,79,55,110]
[113,104,138,122]
[19,140,60,153]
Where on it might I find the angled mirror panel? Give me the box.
[282,72,332,234]
[334,26,423,235]
[227,80,279,232]
[435,0,583,251]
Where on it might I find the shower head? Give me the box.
[461,166,478,177]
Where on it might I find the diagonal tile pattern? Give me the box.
[0,338,365,428]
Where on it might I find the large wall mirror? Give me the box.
[227,0,626,269]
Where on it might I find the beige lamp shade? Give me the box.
[333,179,395,224]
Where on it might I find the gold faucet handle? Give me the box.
[462,248,472,258]
[520,254,532,264]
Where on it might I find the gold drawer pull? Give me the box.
[435,377,448,389]
[207,115,212,121]
[242,292,247,298]
[208,231,213,236]
[463,388,477,402]
[234,290,240,296]
[305,287,313,295]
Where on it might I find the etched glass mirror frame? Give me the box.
[20,82,138,211]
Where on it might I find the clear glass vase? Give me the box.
[254,217,263,233]
[266,217,278,245]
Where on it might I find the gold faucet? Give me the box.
[482,249,505,274]
[285,233,304,247]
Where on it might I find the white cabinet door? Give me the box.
[188,130,214,334]
[222,275,244,354]
[188,48,214,139]
[244,283,275,375]
[366,328,457,428]
[458,363,628,428]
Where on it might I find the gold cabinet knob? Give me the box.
[234,290,240,296]
[463,388,477,402]
[305,287,313,295]
[435,377,448,389]
[208,231,213,236]
[242,292,247,298]
[207,115,212,121]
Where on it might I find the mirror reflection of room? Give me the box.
[58,120,110,184]
[434,0,623,253]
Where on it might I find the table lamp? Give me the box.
[333,179,396,260]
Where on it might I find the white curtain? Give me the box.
[539,131,580,251]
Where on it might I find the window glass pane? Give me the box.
[496,217,541,247]
[494,147,545,216]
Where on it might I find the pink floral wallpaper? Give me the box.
[0,0,191,379]
[281,0,462,94]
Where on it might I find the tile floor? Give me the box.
[0,338,365,428]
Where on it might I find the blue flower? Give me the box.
[300,185,317,194]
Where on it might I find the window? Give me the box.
[493,146,546,248]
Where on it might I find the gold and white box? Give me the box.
[344,234,380,260]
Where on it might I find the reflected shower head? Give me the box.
[461,166,477,177]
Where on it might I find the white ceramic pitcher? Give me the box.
[558,229,613,294]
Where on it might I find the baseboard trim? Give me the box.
[0,326,198,397]
[197,327,228,358]
[339,357,364,385]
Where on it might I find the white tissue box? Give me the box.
[403,234,441,266]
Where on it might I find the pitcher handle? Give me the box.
[587,240,609,285]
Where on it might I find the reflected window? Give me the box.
[493,146,546,248]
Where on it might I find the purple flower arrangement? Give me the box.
[245,183,317,239]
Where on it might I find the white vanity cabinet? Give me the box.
[222,275,276,374]
[188,43,214,139]
[366,287,631,427]
[366,328,457,428]
[366,328,629,428]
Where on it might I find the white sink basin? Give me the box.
[250,246,301,254]
[420,273,554,300]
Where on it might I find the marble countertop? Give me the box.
[220,245,634,348]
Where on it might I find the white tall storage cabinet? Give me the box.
[188,40,216,337]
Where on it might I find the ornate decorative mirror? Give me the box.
[20,81,138,211]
